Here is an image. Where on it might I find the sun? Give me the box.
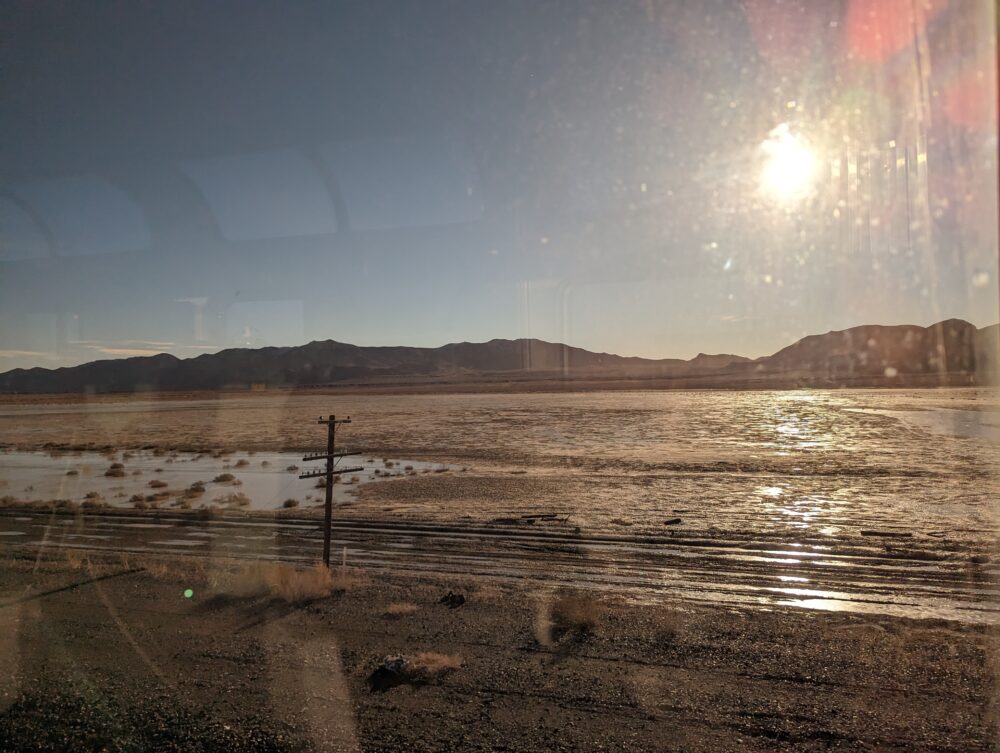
[759,123,820,205]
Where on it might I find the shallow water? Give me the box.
[1,387,998,621]
[0,449,453,512]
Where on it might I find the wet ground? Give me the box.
[1,388,998,624]
[1,508,996,623]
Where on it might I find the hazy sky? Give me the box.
[1,0,996,370]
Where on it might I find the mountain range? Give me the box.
[0,319,996,394]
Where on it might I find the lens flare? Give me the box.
[759,123,820,205]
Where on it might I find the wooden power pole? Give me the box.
[299,415,363,567]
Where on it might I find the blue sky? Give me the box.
[0,0,996,370]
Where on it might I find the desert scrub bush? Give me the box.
[65,469,79,476]
[215,492,250,506]
[282,498,299,508]
[285,465,299,472]
[535,592,604,645]
[213,473,236,483]
[182,482,205,499]
[260,460,270,467]
[234,459,249,468]
[104,463,126,478]
[368,652,463,691]
[404,465,414,471]
[148,479,168,489]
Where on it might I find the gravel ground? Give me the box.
[0,554,996,752]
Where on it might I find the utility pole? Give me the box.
[300,415,363,567]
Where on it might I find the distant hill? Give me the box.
[759,319,990,378]
[0,320,995,394]
[0,338,744,393]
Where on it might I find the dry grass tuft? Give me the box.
[143,560,173,580]
[329,566,370,591]
[64,549,88,571]
[211,562,367,602]
[551,593,602,634]
[410,652,463,675]
[263,562,335,601]
[384,601,418,617]
[282,498,299,508]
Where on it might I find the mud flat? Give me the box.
[3,388,1000,627]
[0,552,996,752]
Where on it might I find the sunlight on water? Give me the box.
[1,388,997,622]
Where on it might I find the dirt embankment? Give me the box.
[0,553,996,752]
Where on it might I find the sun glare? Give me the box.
[759,123,820,205]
